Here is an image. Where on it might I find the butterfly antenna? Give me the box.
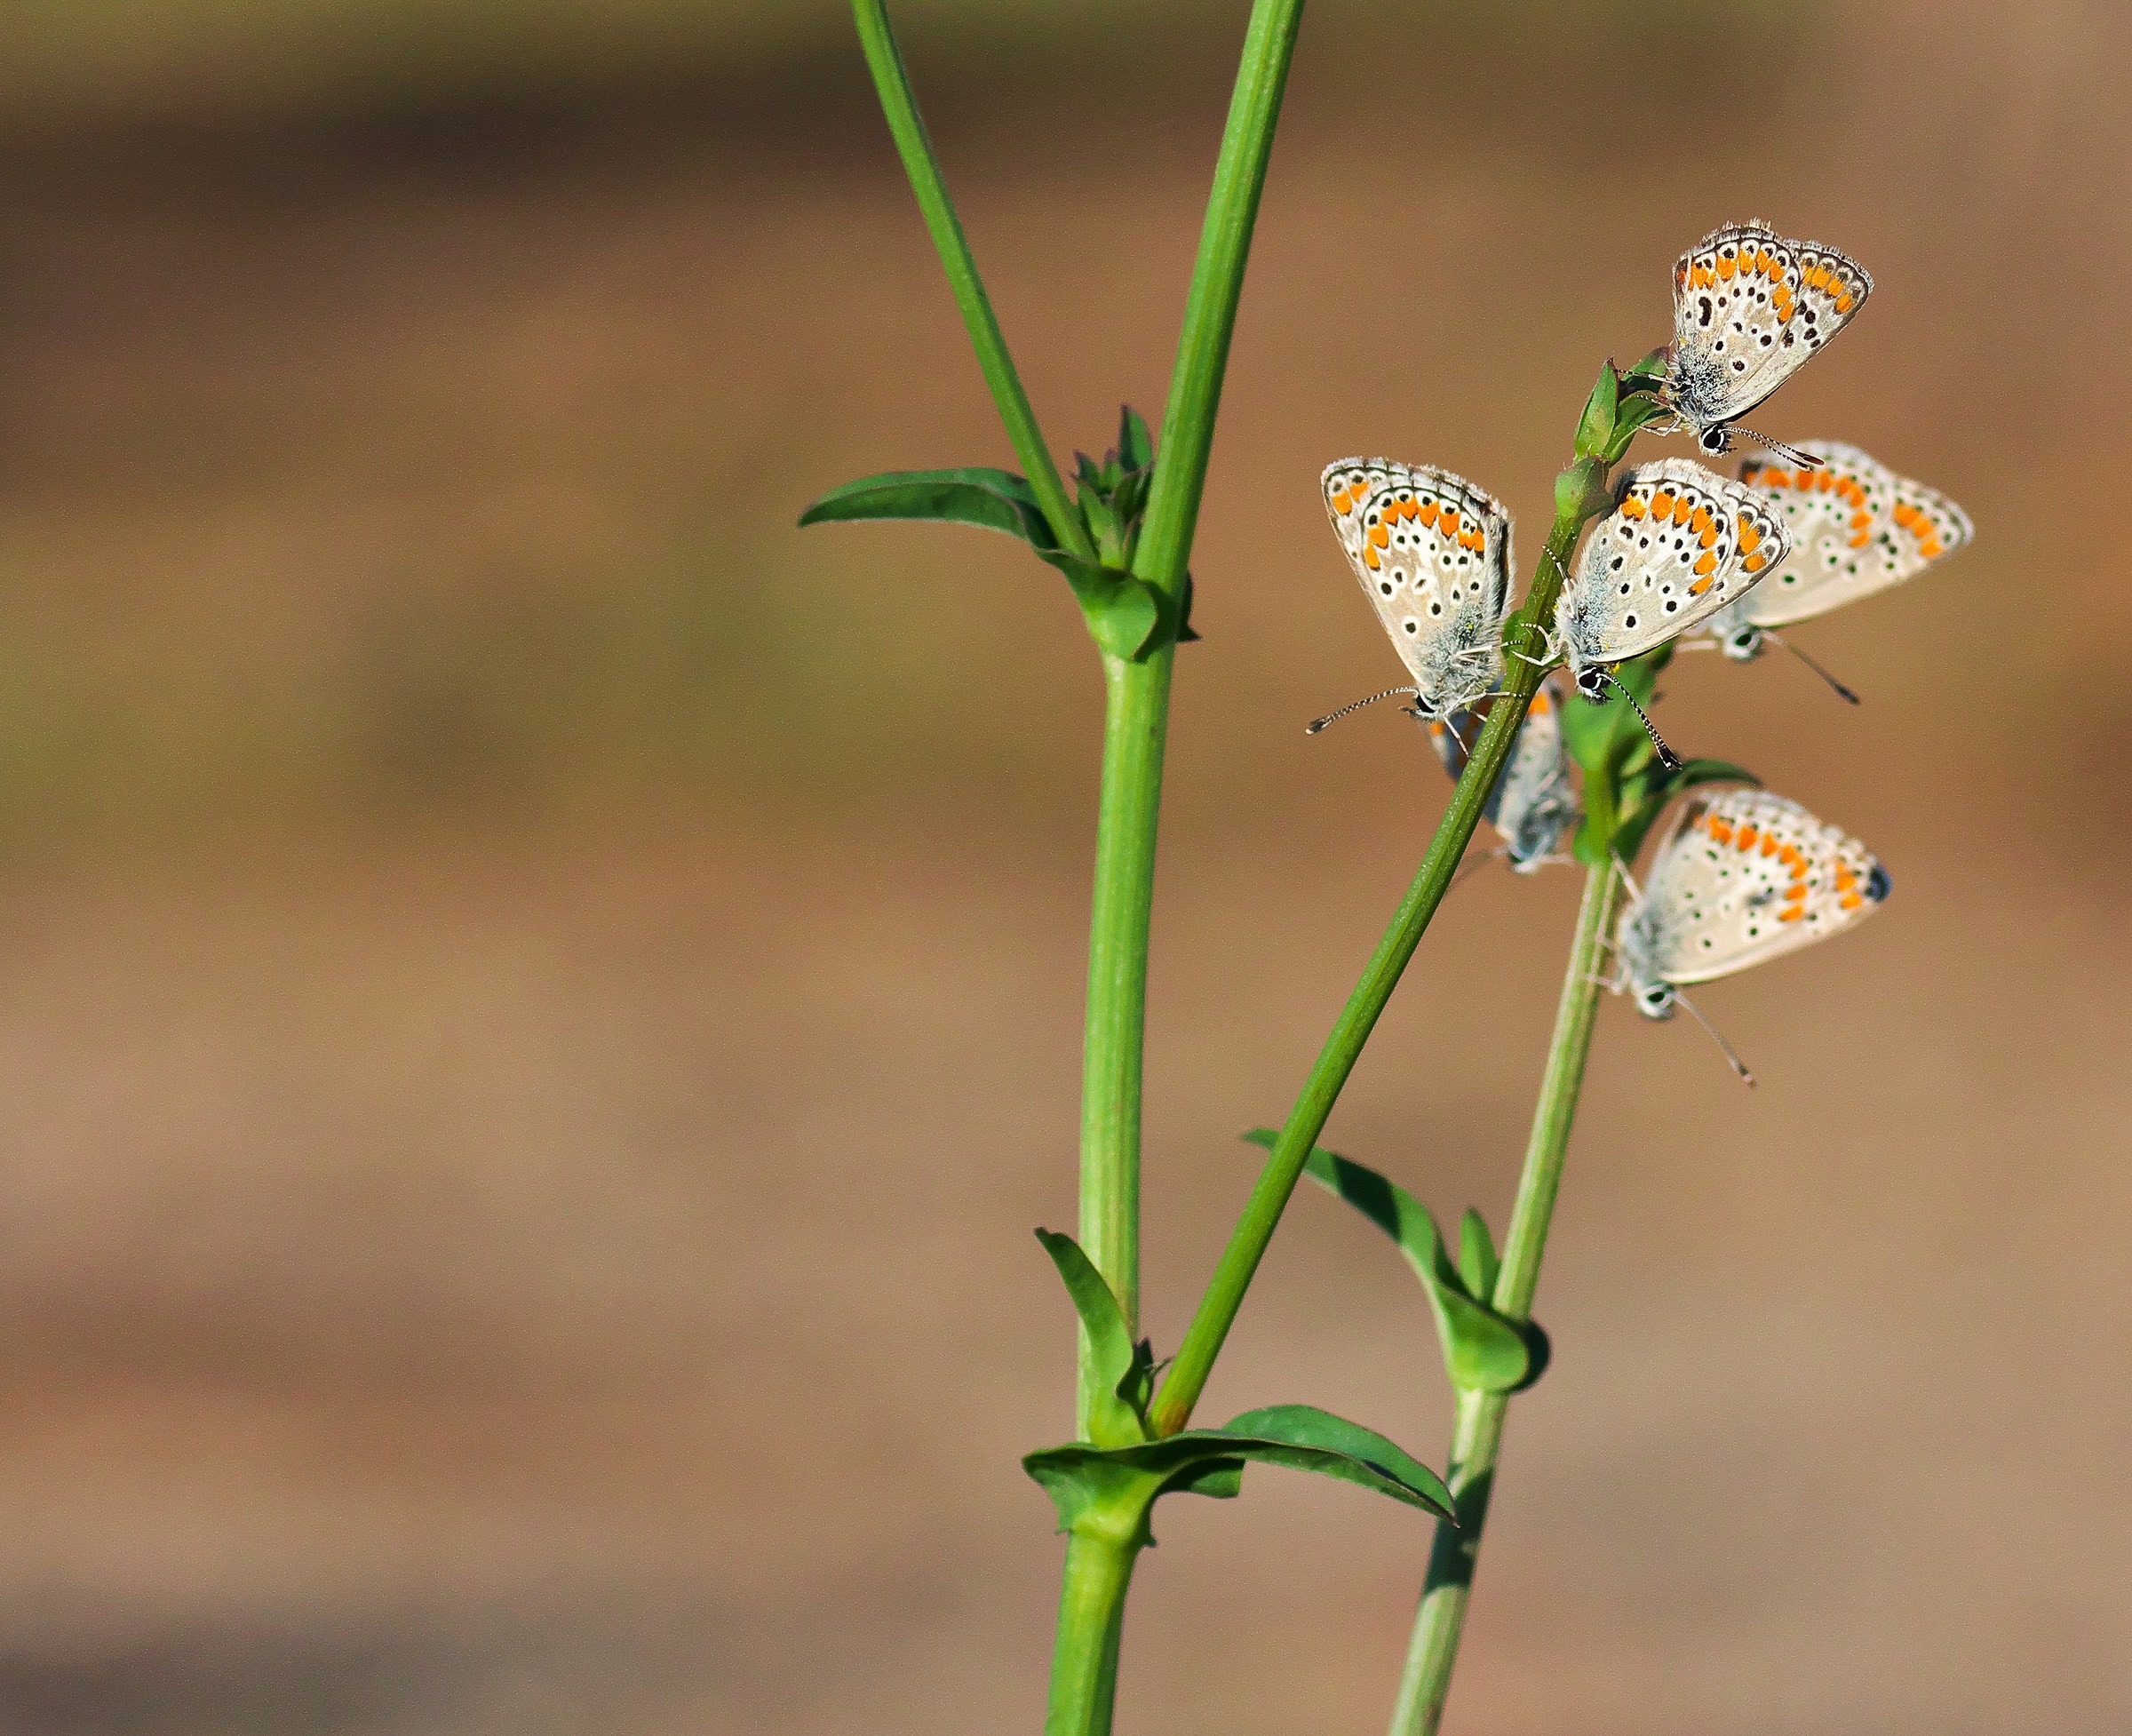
[1593,670,1682,772]
[1306,685,1420,735]
[1734,425,1821,469]
[1675,991,1756,1087]
[1762,631,1862,705]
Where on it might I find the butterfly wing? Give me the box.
[1738,445,1970,626]
[1324,458,1512,717]
[1492,676,1579,865]
[1563,458,1791,665]
[1425,675,1579,864]
[1668,223,1872,432]
[1638,786,1888,987]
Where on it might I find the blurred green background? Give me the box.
[0,2,2128,1732]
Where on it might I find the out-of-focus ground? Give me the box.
[0,1,2128,1731]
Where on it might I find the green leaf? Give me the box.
[1575,361,1619,461]
[1220,1405,1454,1513]
[1243,1130,1535,1394]
[1035,1229,1149,1446]
[1611,758,1760,866]
[1023,1403,1452,1543]
[1118,404,1154,473]
[1457,1209,1500,1302]
[1620,346,1670,390]
[1603,393,1673,462]
[1041,553,1168,661]
[798,466,1058,550]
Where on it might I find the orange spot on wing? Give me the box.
[1709,820,1734,844]
[1784,881,1808,901]
[1439,509,1460,536]
[1744,551,1768,573]
[1690,506,1714,536]
[1834,291,1854,314]
[1622,495,1648,520]
[1364,545,1381,570]
[1650,491,1675,519]
[1918,537,1944,558]
[1778,905,1806,922]
[1369,523,1389,548]
[1717,254,1737,280]
[1737,514,1762,553]
[1673,496,1695,526]
[1735,824,1759,850]
[1839,891,1864,910]
[1760,466,1792,488]
[1332,489,1352,514]
[1694,551,1718,577]
[1834,867,1857,891]
[1849,531,1872,548]
[1850,511,1872,530]
[1688,575,1714,595]
[1418,500,1440,527]
[1762,835,1781,856]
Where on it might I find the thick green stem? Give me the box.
[1388,859,1619,1736]
[1046,1530,1142,1736]
[1149,484,1602,1440]
[1078,649,1171,1416]
[848,0,1094,562]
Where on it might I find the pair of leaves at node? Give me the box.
[1243,1130,1546,1395]
[1573,354,1673,467]
[1023,1229,1453,1547]
[1556,647,1757,866]
[795,405,1195,662]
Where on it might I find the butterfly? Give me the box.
[1543,458,1790,762]
[1315,459,1513,729]
[1427,673,1579,872]
[1659,222,1873,459]
[1613,785,1889,1028]
[1691,442,1973,663]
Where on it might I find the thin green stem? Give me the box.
[1130,0,1305,604]
[1078,649,1171,1415]
[1149,484,1601,1439]
[1071,0,1301,1429]
[848,0,1094,562]
[1388,858,1619,1736]
[1046,1530,1141,1736]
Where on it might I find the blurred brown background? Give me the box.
[0,1,2127,1731]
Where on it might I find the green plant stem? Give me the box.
[1072,0,1301,1429]
[1046,1529,1141,1736]
[1388,858,1619,1736]
[848,0,1094,563]
[1149,482,1601,1440]
[1129,0,1305,606]
[1078,648,1171,1414]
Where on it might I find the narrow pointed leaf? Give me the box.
[1118,404,1154,472]
[1458,1209,1500,1302]
[1219,1405,1453,1513]
[1244,1131,1532,1393]
[1035,1229,1148,1446]
[1621,346,1670,390]
[1603,392,1673,461]
[798,466,1058,549]
[1023,1404,1452,1541]
[1575,361,1619,460]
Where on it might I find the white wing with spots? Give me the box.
[1323,458,1512,720]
